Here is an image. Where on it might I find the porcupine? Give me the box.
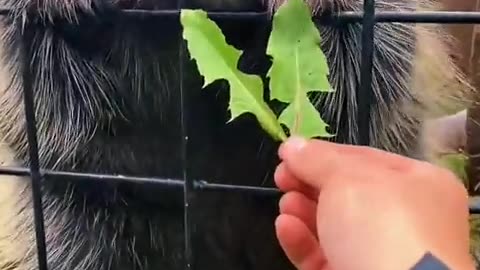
[0,0,472,269]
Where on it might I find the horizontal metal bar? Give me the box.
[121,10,480,24]
[470,207,480,214]
[0,8,479,24]
[0,166,281,195]
[336,11,480,23]
[469,197,480,214]
[2,166,480,213]
[194,180,281,195]
[0,165,185,186]
[122,9,268,20]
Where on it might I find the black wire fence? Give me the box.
[0,1,479,270]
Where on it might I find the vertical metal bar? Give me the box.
[177,1,193,270]
[358,0,376,146]
[20,27,48,270]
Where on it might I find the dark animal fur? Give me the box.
[0,0,471,269]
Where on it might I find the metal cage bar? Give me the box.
[0,2,479,270]
[20,25,48,270]
[358,0,375,145]
[176,0,195,269]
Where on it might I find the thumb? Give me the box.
[278,137,341,190]
[278,136,417,189]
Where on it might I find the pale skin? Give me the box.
[273,136,475,270]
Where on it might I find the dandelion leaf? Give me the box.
[181,9,287,141]
[278,95,332,139]
[267,0,334,138]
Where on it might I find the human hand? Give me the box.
[274,137,474,270]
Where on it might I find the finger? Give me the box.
[277,137,342,190]
[275,214,327,270]
[279,137,417,171]
[278,137,417,189]
[279,191,318,236]
[274,162,319,201]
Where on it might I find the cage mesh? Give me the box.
[0,1,479,270]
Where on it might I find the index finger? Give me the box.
[274,162,319,200]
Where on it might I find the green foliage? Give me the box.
[180,9,287,141]
[180,0,334,141]
[438,153,469,186]
[469,214,480,266]
[267,0,333,138]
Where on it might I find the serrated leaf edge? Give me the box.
[180,9,287,141]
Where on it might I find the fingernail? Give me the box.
[279,136,307,159]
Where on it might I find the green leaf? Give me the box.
[438,153,469,186]
[267,0,334,138]
[180,9,287,141]
[278,95,332,139]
